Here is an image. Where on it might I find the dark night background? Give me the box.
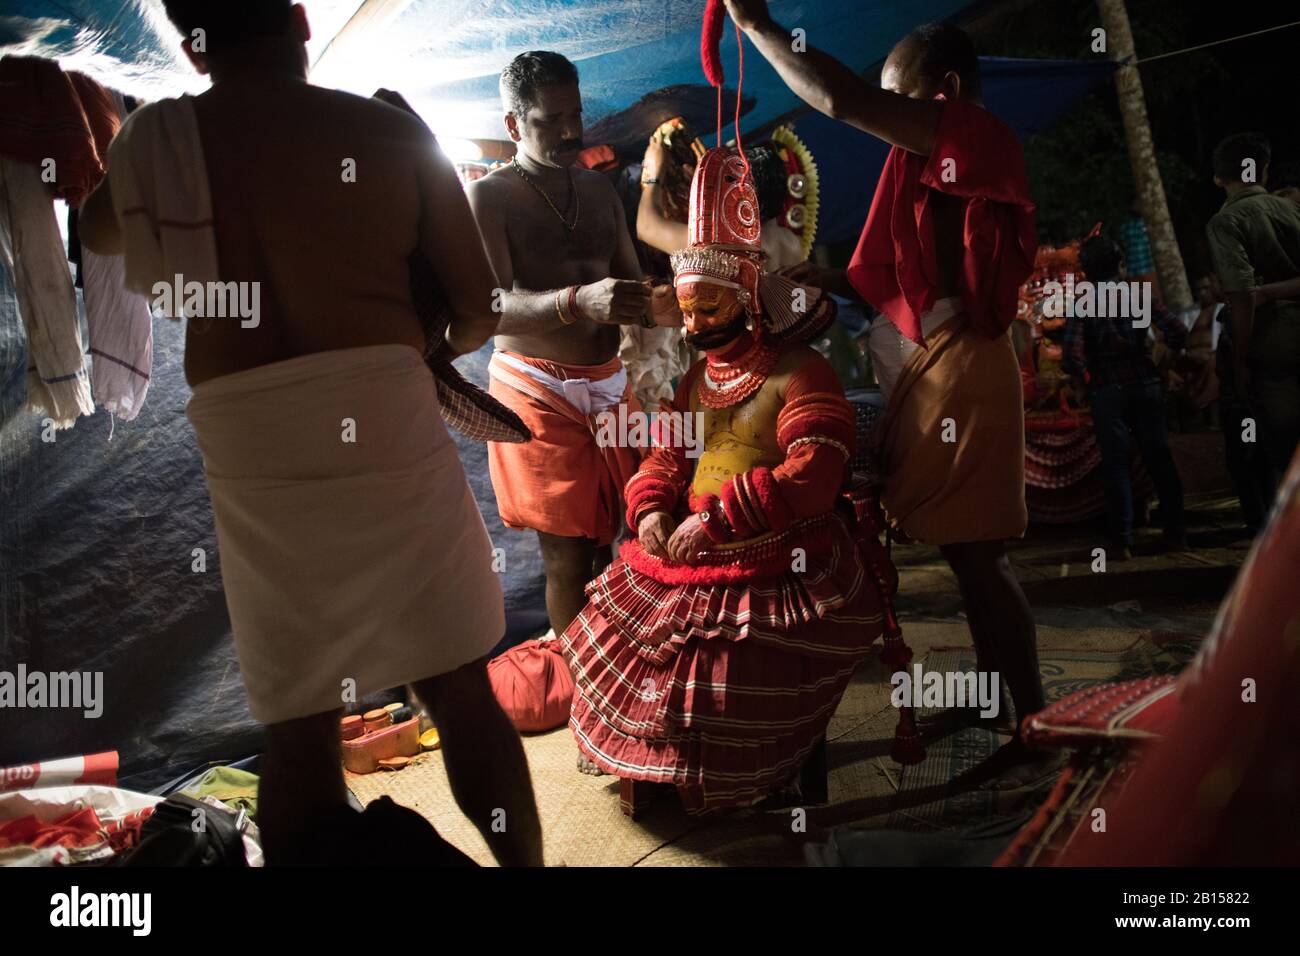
[969,0,1299,275]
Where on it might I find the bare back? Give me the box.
[469,165,624,365]
[185,78,428,385]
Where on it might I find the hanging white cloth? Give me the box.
[0,157,94,428]
[85,91,153,422]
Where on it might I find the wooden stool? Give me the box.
[619,778,657,819]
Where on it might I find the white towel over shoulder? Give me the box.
[106,96,218,305]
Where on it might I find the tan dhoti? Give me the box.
[877,316,1027,545]
[187,344,504,724]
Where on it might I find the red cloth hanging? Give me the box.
[846,98,1037,345]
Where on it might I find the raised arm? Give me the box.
[724,0,942,156]
[635,140,689,255]
[418,139,501,354]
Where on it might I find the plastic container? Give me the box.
[341,716,421,774]
[362,708,392,736]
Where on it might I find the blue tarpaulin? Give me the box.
[0,1,1113,788]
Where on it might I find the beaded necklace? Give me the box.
[697,334,778,409]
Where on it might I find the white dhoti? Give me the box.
[867,296,962,402]
[187,343,504,723]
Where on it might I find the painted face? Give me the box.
[676,280,745,336]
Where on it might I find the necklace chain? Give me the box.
[513,163,580,232]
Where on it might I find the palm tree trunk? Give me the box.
[1097,0,1193,310]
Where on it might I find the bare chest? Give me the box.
[500,176,619,283]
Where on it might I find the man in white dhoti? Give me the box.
[78,0,542,865]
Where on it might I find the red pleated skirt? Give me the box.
[560,517,884,812]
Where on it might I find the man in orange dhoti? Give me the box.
[729,1,1048,775]
[468,52,678,634]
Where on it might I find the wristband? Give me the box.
[567,285,588,323]
[699,500,733,545]
[555,289,575,325]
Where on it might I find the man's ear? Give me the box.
[1212,174,1226,189]
[180,38,210,76]
[504,113,521,143]
[290,3,312,43]
[942,70,961,101]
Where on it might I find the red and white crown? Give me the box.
[671,148,763,312]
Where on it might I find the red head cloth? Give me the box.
[846,98,1037,344]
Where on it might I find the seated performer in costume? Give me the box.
[621,118,819,408]
[562,147,916,813]
[727,0,1049,778]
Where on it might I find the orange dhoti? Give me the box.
[487,350,642,545]
[878,316,1028,545]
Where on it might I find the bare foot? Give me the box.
[922,706,1015,740]
[576,754,605,776]
[951,738,1067,792]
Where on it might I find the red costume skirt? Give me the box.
[560,515,885,812]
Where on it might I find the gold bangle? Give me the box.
[555,288,575,325]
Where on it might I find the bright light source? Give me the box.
[439,138,483,163]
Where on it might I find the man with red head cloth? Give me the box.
[725,0,1048,778]
[561,147,915,813]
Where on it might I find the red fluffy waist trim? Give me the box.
[582,517,879,661]
[616,513,840,586]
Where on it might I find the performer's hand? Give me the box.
[638,511,677,558]
[723,0,772,31]
[650,284,684,327]
[579,277,653,326]
[666,513,710,564]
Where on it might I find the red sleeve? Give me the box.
[624,363,700,530]
[716,354,853,537]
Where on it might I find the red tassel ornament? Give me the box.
[701,0,726,87]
